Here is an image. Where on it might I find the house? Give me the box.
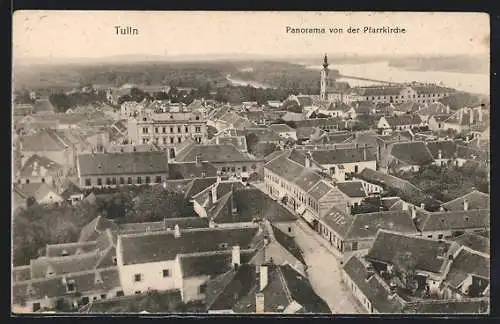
[16,154,64,186]
[281,112,305,122]
[451,232,489,255]
[60,181,85,205]
[425,141,462,167]
[295,127,325,144]
[342,251,489,314]
[387,141,435,172]
[316,207,419,259]
[76,151,169,188]
[13,183,64,206]
[336,181,368,206]
[20,129,75,169]
[211,135,248,153]
[417,102,451,122]
[244,127,281,145]
[428,114,453,133]
[206,263,331,314]
[167,159,218,180]
[263,149,354,231]
[352,101,377,116]
[173,143,262,178]
[287,95,314,109]
[435,107,488,134]
[440,190,489,212]
[268,124,297,141]
[308,145,378,181]
[377,115,423,134]
[294,118,343,132]
[14,103,34,116]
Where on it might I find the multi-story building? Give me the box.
[127,111,207,147]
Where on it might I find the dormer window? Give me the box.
[61,250,69,257]
[218,242,229,249]
[66,279,76,293]
[113,257,117,265]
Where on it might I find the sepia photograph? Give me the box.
[11,11,490,315]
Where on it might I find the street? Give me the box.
[251,181,365,314]
[293,219,366,314]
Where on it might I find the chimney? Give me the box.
[255,293,265,314]
[411,206,417,219]
[209,218,216,228]
[363,144,367,161]
[469,109,474,124]
[402,201,408,211]
[231,184,237,214]
[463,199,469,211]
[173,224,181,238]
[195,154,201,166]
[438,149,442,160]
[346,202,352,215]
[420,203,425,210]
[260,265,269,291]
[232,245,241,268]
[355,143,358,149]
[446,105,450,114]
[211,183,218,203]
[305,152,311,168]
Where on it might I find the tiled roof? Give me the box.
[214,136,248,152]
[443,248,489,288]
[167,162,218,179]
[294,118,342,129]
[383,114,422,127]
[13,266,31,282]
[345,211,418,240]
[396,102,424,113]
[419,209,489,232]
[270,224,306,265]
[431,114,452,122]
[293,170,323,193]
[118,217,209,234]
[33,99,55,113]
[264,151,305,183]
[30,251,104,279]
[311,147,377,165]
[418,102,449,116]
[412,85,452,94]
[441,190,489,211]
[311,132,353,145]
[77,151,168,176]
[455,145,488,161]
[175,144,256,163]
[245,127,281,143]
[184,177,218,199]
[342,256,404,313]
[79,216,119,242]
[336,181,367,198]
[354,86,403,96]
[451,233,489,255]
[390,141,434,166]
[13,183,59,202]
[180,250,257,278]
[295,96,313,107]
[366,231,452,274]
[119,226,261,265]
[19,154,63,178]
[269,124,295,133]
[46,241,99,258]
[234,187,297,223]
[21,129,69,151]
[60,181,84,199]
[307,180,335,201]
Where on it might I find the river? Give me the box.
[304,61,489,95]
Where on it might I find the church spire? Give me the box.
[323,53,329,69]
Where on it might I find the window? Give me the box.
[354,165,359,173]
[119,178,125,185]
[106,178,111,185]
[134,274,142,282]
[116,290,124,297]
[185,126,189,133]
[288,227,292,233]
[155,176,162,183]
[170,137,174,144]
[93,296,98,301]
[162,269,170,277]
[170,127,174,133]
[137,177,142,184]
[242,166,247,172]
[41,178,45,183]
[162,127,166,133]
[33,302,41,312]
[177,127,181,133]
[112,178,117,185]
[155,127,159,134]
[66,279,76,293]
[112,257,117,265]
[101,294,107,299]
[163,137,167,144]
[438,234,444,240]
[127,177,133,184]
[135,291,141,295]
[145,176,151,184]
[199,283,207,294]
[231,167,236,172]
[97,178,102,186]
[85,179,91,186]
[195,126,201,133]
[196,116,200,120]
[428,235,433,238]
[81,297,89,305]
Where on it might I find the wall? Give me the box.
[272,221,296,238]
[182,275,210,302]
[321,160,377,175]
[377,117,391,129]
[118,259,182,296]
[79,172,169,188]
[193,200,208,218]
[342,268,374,313]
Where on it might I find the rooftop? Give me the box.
[390,141,434,166]
[175,144,256,163]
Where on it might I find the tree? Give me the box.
[393,251,418,292]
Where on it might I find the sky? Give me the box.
[13,11,490,62]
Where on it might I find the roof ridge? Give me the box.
[276,266,293,304]
[15,266,119,285]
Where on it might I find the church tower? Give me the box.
[320,53,329,101]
